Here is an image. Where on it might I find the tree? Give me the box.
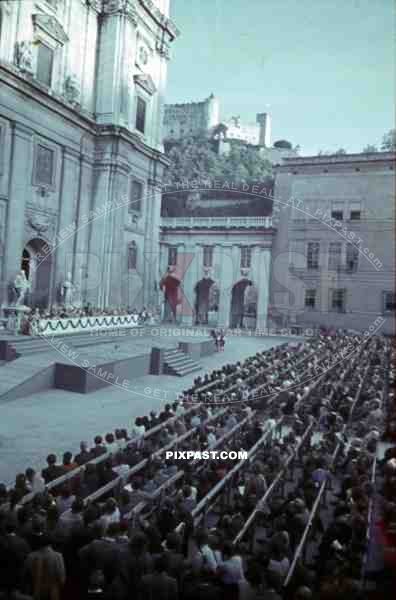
[380,129,396,151]
[163,136,222,185]
[164,137,272,185]
[362,144,378,153]
[217,143,272,180]
[273,139,293,149]
[334,148,347,155]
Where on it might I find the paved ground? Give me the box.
[0,334,291,485]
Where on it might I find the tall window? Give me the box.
[240,246,252,269]
[331,201,344,221]
[168,246,177,266]
[128,241,137,270]
[330,288,346,313]
[349,200,361,221]
[305,289,317,309]
[328,242,342,270]
[383,291,395,314]
[35,144,54,186]
[203,246,213,267]
[130,180,143,212]
[307,242,320,269]
[36,42,54,87]
[135,97,147,134]
[346,243,359,272]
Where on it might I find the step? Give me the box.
[165,355,196,367]
[166,364,202,377]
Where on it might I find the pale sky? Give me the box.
[166,0,395,155]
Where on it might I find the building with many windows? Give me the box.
[0,0,178,308]
[270,152,395,334]
[159,180,278,329]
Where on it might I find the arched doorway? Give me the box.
[194,278,219,325]
[22,238,53,308]
[160,273,180,323]
[230,279,257,329]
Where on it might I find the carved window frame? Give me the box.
[32,12,68,92]
[32,137,57,190]
[129,178,144,214]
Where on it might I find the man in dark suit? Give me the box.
[41,454,65,484]
[139,555,178,599]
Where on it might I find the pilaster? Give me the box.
[256,248,271,330]
[54,148,80,292]
[4,122,33,287]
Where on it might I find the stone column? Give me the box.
[4,122,33,296]
[107,166,129,308]
[54,148,80,295]
[179,241,196,326]
[86,165,111,307]
[72,155,94,306]
[143,178,162,307]
[256,248,271,330]
[217,243,236,328]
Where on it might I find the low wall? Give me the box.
[55,351,152,393]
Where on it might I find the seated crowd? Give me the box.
[0,334,393,600]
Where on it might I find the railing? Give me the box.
[283,358,371,588]
[127,412,255,523]
[82,407,228,506]
[161,216,273,229]
[29,313,142,337]
[19,404,200,505]
[233,421,314,545]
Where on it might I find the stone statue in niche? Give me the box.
[15,41,33,75]
[61,272,74,309]
[64,74,81,105]
[128,241,137,269]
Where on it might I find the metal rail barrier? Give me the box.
[283,357,372,588]
[232,421,315,545]
[126,412,256,523]
[82,407,228,505]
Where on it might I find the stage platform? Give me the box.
[0,333,296,483]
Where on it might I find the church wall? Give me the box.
[0,0,178,310]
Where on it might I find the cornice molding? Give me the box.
[138,0,180,41]
[32,13,69,45]
[102,0,138,24]
[134,73,156,95]
[0,62,96,134]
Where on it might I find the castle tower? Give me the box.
[256,112,271,147]
[206,93,220,129]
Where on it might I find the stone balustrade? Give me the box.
[161,216,273,229]
[28,313,142,337]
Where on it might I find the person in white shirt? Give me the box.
[112,455,130,482]
[207,429,217,449]
[130,417,146,448]
[25,468,45,494]
[217,541,245,596]
[191,413,201,428]
[191,531,218,574]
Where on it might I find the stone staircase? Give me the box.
[162,348,201,377]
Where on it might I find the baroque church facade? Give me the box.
[0,0,178,309]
